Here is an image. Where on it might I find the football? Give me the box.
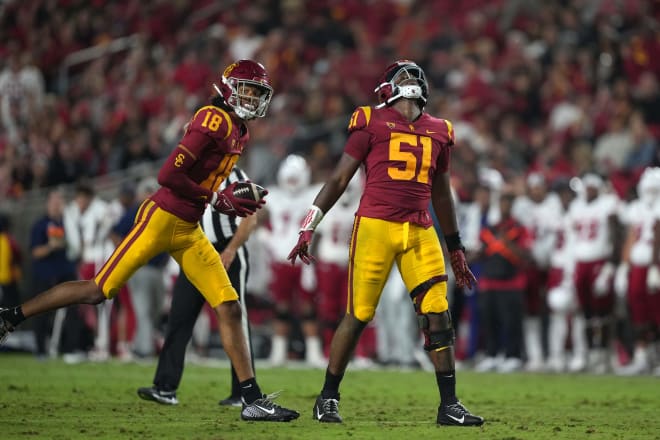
[232,181,267,201]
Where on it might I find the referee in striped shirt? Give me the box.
[138,166,257,406]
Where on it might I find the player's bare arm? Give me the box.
[313,153,362,214]
[431,170,460,237]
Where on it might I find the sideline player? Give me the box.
[288,60,483,426]
[0,60,299,422]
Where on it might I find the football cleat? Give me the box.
[437,401,484,426]
[241,392,299,422]
[137,386,179,405]
[0,308,15,344]
[313,395,342,423]
[219,395,242,407]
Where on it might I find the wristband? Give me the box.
[445,232,465,252]
[300,205,324,231]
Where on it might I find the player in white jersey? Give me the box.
[564,173,622,373]
[262,154,325,366]
[58,182,114,361]
[316,171,375,366]
[512,173,562,371]
[544,180,584,372]
[615,167,660,375]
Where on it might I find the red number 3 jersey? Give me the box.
[344,106,454,228]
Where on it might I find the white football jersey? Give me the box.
[64,197,114,267]
[566,193,620,262]
[549,211,574,271]
[264,183,320,262]
[512,193,562,268]
[622,198,660,266]
[316,196,358,265]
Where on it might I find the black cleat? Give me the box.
[0,309,14,345]
[219,395,242,407]
[437,401,484,426]
[313,395,342,423]
[241,392,300,422]
[137,386,179,405]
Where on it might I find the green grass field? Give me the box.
[0,354,658,440]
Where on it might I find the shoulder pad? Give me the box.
[188,105,233,139]
[347,106,373,133]
[442,119,455,146]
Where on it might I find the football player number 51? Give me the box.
[388,132,432,184]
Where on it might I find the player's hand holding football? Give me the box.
[449,249,477,290]
[212,181,266,217]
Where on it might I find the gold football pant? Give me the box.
[94,200,236,307]
[347,216,448,322]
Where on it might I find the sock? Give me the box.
[320,369,343,400]
[2,306,25,327]
[239,378,262,404]
[436,370,457,406]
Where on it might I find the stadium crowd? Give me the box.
[1,0,660,375]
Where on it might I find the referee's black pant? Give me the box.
[152,242,254,396]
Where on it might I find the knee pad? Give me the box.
[409,275,448,314]
[418,310,455,352]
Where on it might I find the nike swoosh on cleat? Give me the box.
[254,404,275,415]
[447,414,465,424]
[316,406,323,420]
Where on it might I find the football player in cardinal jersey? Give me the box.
[261,154,326,367]
[0,60,299,422]
[615,167,660,375]
[564,173,623,373]
[288,60,483,426]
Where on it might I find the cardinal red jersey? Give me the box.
[151,105,248,222]
[344,106,453,228]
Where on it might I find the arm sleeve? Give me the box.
[158,133,214,201]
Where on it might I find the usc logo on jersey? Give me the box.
[174,153,185,168]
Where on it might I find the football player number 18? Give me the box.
[201,111,223,131]
[388,132,432,184]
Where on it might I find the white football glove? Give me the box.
[613,263,629,299]
[647,265,660,294]
[593,262,615,297]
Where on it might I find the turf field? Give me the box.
[0,354,658,440]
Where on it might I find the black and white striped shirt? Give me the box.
[200,166,249,245]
